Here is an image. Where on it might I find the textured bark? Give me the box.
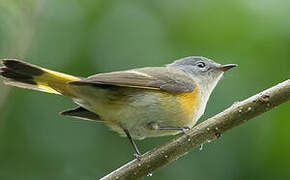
[100,79,290,180]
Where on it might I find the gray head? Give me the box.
[167,56,237,101]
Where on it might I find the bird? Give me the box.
[0,56,236,158]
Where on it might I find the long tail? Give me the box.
[0,59,81,96]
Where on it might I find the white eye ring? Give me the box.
[196,62,206,68]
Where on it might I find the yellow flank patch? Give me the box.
[177,87,200,116]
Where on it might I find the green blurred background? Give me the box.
[0,0,289,179]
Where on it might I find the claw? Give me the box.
[134,153,142,160]
[182,127,190,135]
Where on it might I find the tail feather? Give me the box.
[0,59,81,96]
[2,59,44,76]
[0,67,37,85]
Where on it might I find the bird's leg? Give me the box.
[158,126,190,134]
[123,128,141,159]
[147,122,190,134]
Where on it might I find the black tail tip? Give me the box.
[0,59,44,76]
[1,59,23,66]
[0,59,43,85]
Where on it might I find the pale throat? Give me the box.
[192,73,224,117]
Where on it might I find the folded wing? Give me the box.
[69,67,195,93]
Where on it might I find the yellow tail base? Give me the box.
[0,59,81,96]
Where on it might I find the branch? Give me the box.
[100,79,290,180]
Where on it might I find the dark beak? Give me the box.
[218,64,237,72]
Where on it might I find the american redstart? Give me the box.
[0,56,236,158]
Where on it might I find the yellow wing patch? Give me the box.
[112,84,160,90]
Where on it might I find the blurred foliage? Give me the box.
[0,0,289,179]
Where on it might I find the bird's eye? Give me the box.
[196,62,206,68]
